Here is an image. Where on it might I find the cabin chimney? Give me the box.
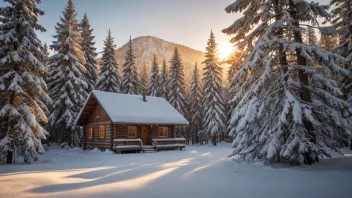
[143,93,147,102]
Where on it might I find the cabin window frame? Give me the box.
[88,127,93,140]
[158,127,168,137]
[127,126,138,138]
[99,125,105,139]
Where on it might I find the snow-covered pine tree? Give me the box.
[202,31,226,146]
[168,47,188,116]
[0,0,51,164]
[331,0,352,104]
[80,13,98,92]
[159,60,169,100]
[96,29,121,92]
[226,47,247,104]
[223,0,351,164]
[227,50,242,84]
[304,26,318,46]
[40,42,51,122]
[42,42,50,58]
[189,63,203,144]
[139,64,148,95]
[122,36,140,95]
[224,52,241,145]
[331,0,352,66]
[319,33,339,52]
[47,0,88,146]
[148,54,160,96]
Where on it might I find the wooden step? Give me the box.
[142,148,156,153]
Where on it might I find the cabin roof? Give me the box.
[76,91,189,125]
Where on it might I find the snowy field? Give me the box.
[1,143,352,198]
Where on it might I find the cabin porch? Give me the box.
[112,138,187,153]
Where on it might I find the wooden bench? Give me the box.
[113,139,143,154]
[152,138,187,151]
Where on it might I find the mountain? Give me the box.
[101,36,206,85]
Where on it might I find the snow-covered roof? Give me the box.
[77,91,189,125]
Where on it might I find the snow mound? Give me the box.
[88,148,101,153]
[103,149,114,155]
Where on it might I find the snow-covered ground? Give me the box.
[1,143,351,198]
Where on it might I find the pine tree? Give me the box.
[168,48,188,116]
[331,0,352,148]
[42,42,50,58]
[304,26,318,46]
[47,0,88,146]
[139,64,148,95]
[122,37,140,95]
[148,54,160,96]
[80,13,98,92]
[189,63,203,144]
[96,30,121,92]
[159,60,169,100]
[223,0,351,164]
[0,0,51,163]
[202,31,226,146]
[331,0,352,66]
[319,33,339,52]
[227,50,242,84]
[40,42,51,118]
[226,48,245,101]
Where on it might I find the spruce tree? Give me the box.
[148,54,160,96]
[80,13,98,92]
[41,42,51,118]
[42,42,50,58]
[168,48,188,116]
[96,30,121,93]
[304,26,318,46]
[159,60,169,100]
[331,0,352,66]
[223,0,351,164]
[227,50,242,84]
[47,0,88,146]
[122,37,140,95]
[202,31,226,146]
[331,0,352,147]
[189,63,203,144]
[139,64,148,95]
[0,0,50,163]
[226,49,245,103]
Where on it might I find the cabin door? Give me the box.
[141,126,148,145]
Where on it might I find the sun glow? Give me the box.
[218,42,234,59]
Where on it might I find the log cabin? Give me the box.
[76,91,189,153]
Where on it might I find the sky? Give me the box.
[38,0,237,53]
[1,0,332,54]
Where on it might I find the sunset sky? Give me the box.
[1,0,331,55]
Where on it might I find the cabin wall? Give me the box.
[87,103,110,123]
[83,103,112,150]
[83,123,112,150]
[112,124,175,145]
[150,126,174,139]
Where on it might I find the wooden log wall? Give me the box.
[83,103,112,150]
[83,122,112,150]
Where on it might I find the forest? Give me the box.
[0,0,351,167]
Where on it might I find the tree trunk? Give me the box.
[212,134,217,146]
[274,0,288,73]
[6,151,13,164]
[289,0,317,164]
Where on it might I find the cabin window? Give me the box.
[128,126,137,138]
[88,127,93,139]
[158,127,168,137]
[99,126,105,139]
